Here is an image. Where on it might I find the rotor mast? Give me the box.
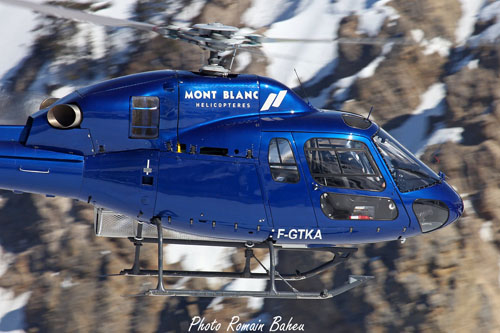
[158,23,261,76]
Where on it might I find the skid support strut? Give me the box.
[152,218,165,293]
[119,218,373,299]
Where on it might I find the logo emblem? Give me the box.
[260,90,287,111]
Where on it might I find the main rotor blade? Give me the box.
[0,0,156,32]
[258,36,414,45]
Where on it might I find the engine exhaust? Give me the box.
[47,104,82,129]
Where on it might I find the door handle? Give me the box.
[312,183,320,191]
[19,167,50,174]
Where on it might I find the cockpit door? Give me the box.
[260,132,317,228]
[292,132,410,242]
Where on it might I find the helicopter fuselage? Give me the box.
[0,70,463,245]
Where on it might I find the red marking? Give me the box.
[349,215,373,220]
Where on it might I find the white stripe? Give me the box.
[272,90,287,107]
[260,93,277,111]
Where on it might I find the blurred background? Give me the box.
[0,0,500,332]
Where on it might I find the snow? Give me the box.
[0,246,30,333]
[310,42,394,107]
[388,83,463,156]
[411,29,425,43]
[51,86,76,99]
[422,37,452,57]
[462,198,477,216]
[357,0,399,37]
[208,254,270,311]
[467,59,479,69]
[234,52,252,73]
[243,0,297,27]
[0,1,43,82]
[411,30,452,58]
[456,0,486,45]
[0,248,14,281]
[164,244,236,288]
[479,221,494,242]
[173,0,207,23]
[390,83,447,154]
[0,289,31,333]
[469,1,500,46]
[416,127,464,157]
[243,0,399,87]
[60,277,78,289]
[226,278,267,310]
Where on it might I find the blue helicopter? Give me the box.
[0,0,463,299]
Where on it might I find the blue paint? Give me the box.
[0,70,464,245]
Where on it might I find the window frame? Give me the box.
[268,137,300,184]
[129,96,160,139]
[304,137,385,192]
[372,129,440,193]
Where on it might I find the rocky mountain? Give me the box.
[1,0,500,332]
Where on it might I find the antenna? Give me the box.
[367,106,374,120]
[228,46,239,72]
[294,68,310,105]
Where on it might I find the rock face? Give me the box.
[1,1,500,332]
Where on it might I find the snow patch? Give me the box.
[357,0,399,37]
[411,30,451,57]
[0,289,30,333]
[51,86,76,98]
[0,1,43,82]
[467,59,479,69]
[422,37,452,57]
[469,1,500,46]
[243,0,297,27]
[456,0,486,45]
[310,42,394,108]
[61,277,78,289]
[416,127,463,157]
[479,221,494,242]
[0,247,14,279]
[208,254,270,311]
[173,0,207,23]
[226,278,267,310]
[390,83,447,154]
[246,0,399,86]
[234,52,252,73]
[411,29,425,43]
[164,245,236,288]
[97,0,136,19]
[0,245,28,332]
[463,198,477,216]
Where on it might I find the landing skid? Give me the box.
[111,218,373,299]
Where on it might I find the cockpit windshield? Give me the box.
[373,129,440,193]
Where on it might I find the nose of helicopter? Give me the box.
[0,126,84,199]
[410,180,464,233]
[442,181,464,226]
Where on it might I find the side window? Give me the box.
[304,138,385,191]
[268,138,300,183]
[130,96,159,139]
[321,193,398,220]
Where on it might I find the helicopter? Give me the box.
[0,0,463,300]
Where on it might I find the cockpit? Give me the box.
[262,111,463,242]
[373,129,441,193]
